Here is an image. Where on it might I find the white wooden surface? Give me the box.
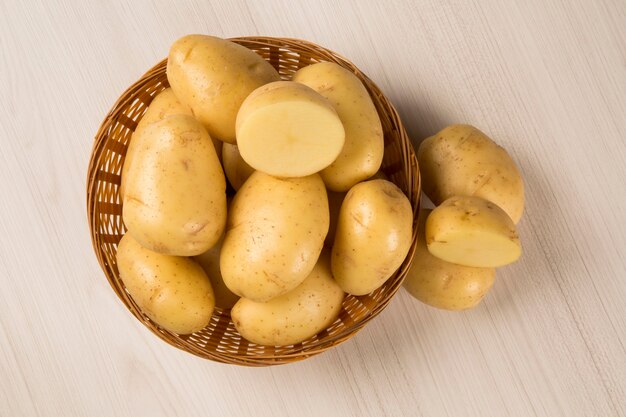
[0,0,624,416]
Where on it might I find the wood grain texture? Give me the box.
[0,0,624,416]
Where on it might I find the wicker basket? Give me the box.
[87,37,420,366]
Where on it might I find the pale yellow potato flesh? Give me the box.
[120,88,193,198]
[231,250,344,346]
[404,210,495,310]
[221,143,255,191]
[331,179,413,295]
[220,172,329,302]
[123,115,227,256]
[236,81,345,178]
[116,234,215,335]
[426,196,521,267]
[418,124,525,223]
[194,233,240,310]
[166,35,280,143]
[293,62,383,191]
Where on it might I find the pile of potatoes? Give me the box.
[403,124,524,310]
[116,35,414,346]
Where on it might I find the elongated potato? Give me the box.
[194,233,239,309]
[426,196,521,267]
[404,210,495,310]
[221,172,329,302]
[418,124,524,223]
[167,35,280,143]
[236,81,345,177]
[232,250,344,346]
[293,62,383,191]
[332,179,413,295]
[221,143,255,191]
[116,234,214,334]
[123,115,226,256]
[120,88,193,198]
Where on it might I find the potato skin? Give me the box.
[220,172,329,302]
[418,124,524,223]
[194,233,240,310]
[120,88,193,198]
[426,196,521,268]
[123,115,226,256]
[166,35,280,143]
[404,210,495,310]
[221,143,255,191]
[293,62,383,192]
[116,234,215,334]
[331,179,413,295]
[232,250,344,346]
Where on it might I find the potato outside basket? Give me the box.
[87,36,420,366]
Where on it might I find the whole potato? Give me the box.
[167,35,280,143]
[116,234,215,334]
[332,179,413,295]
[221,143,255,191]
[293,62,383,191]
[232,250,344,346]
[221,172,329,302]
[418,124,524,223]
[123,115,226,256]
[404,210,495,310]
[426,196,521,267]
[194,233,240,310]
[120,88,222,198]
[236,81,345,178]
[120,88,193,198]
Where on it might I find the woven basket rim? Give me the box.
[87,36,420,366]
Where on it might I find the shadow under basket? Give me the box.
[87,36,420,366]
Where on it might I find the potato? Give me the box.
[167,35,280,143]
[232,250,344,346]
[325,190,345,247]
[116,233,215,334]
[221,143,255,191]
[221,172,329,301]
[404,210,495,310]
[332,179,413,295]
[236,81,345,177]
[418,124,524,223]
[120,88,193,198]
[194,233,239,310]
[426,196,521,267]
[293,62,383,191]
[123,115,226,256]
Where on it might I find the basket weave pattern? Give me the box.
[87,37,420,366]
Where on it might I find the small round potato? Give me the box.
[426,196,521,267]
[331,179,413,295]
[194,233,240,310]
[116,234,215,334]
[167,35,280,143]
[418,124,525,223]
[236,81,345,178]
[231,250,344,346]
[404,210,495,310]
[221,172,329,302]
[221,143,255,191]
[123,115,227,256]
[293,62,384,191]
